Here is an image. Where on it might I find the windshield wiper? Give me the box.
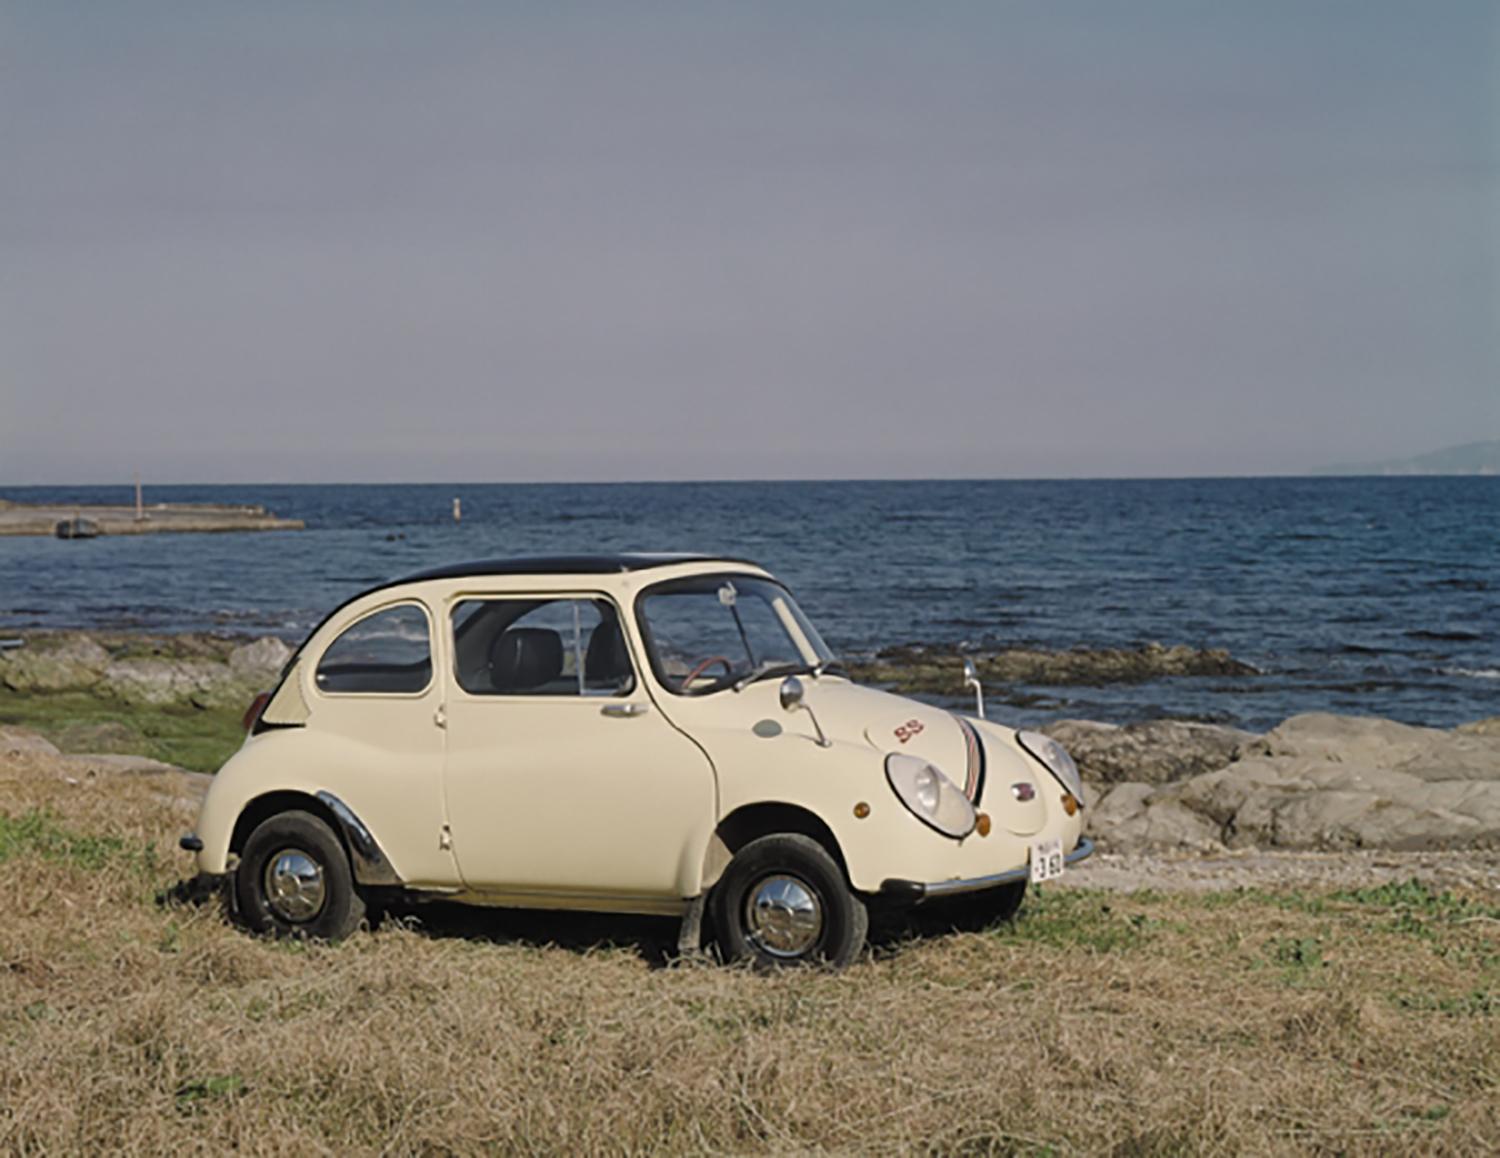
[731,660,810,692]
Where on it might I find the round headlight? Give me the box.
[1016,731,1085,805]
[913,765,940,811]
[885,753,976,838]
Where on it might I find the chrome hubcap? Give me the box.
[745,874,823,958]
[263,848,326,922]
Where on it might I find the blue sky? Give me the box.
[2,1,1495,482]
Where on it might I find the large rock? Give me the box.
[98,657,230,707]
[89,638,289,711]
[0,726,61,757]
[1087,782,1225,852]
[1043,718,1257,785]
[1171,756,1500,851]
[228,637,291,680]
[0,634,111,692]
[4,633,293,710]
[1263,713,1500,783]
[1092,716,1500,854]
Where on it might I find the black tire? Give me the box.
[711,834,868,969]
[234,810,366,941]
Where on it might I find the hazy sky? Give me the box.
[2,1,1496,483]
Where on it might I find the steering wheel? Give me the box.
[680,655,733,691]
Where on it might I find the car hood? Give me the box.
[661,677,1046,833]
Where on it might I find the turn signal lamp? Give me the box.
[975,812,992,837]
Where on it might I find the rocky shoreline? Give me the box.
[2,630,1497,862]
[0,631,291,709]
[1050,713,1500,855]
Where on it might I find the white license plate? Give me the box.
[1030,837,1065,884]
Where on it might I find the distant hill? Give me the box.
[1317,439,1500,476]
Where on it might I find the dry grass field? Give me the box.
[2,751,1497,1155]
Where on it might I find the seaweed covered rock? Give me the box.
[849,641,1257,695]
[0,634,111,692]
[0,631,293,711]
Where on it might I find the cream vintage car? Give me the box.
[182,554,1091,967]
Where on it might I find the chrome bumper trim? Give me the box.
[881,837,1095,902]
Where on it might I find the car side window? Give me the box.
[315,604,433,694]
[452,597,634,696]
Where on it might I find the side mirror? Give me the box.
[779,675,830,747]
[961,657,986,719]
[779,675,805,713]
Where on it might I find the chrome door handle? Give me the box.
[601,703,650,718]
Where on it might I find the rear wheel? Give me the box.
[235,810,365,941]
[711,834,867,969]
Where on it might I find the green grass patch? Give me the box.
[997,887,1167,952]
[0,808,159,874]
[1329,878,1500,920]
[1196,879,1500,926]
[174,1074,248,1112]
[1395,989,1496,1017]
[0,687,242,772]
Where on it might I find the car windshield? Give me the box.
[637,574,840,695]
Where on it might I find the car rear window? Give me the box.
[315,603,432,694]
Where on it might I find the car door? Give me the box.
[441,592,717,902]
[302,599,458,888]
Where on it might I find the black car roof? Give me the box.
[395,553,757,583]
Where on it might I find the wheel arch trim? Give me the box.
[226,789,403,887]
[312,790,404,886]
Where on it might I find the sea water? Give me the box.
[1,476,1495,730]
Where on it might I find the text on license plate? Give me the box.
[1030,837,1064,884]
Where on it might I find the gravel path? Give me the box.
[1063,847,1500,893]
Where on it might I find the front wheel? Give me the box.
[711,834,868,969]
[234,810,365,941]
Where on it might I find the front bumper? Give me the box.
[878,836,1094,903]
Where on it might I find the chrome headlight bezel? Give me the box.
[1016,731,1085,805]
[884,753,977,839]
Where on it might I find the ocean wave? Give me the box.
[1443,667,1500,681]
